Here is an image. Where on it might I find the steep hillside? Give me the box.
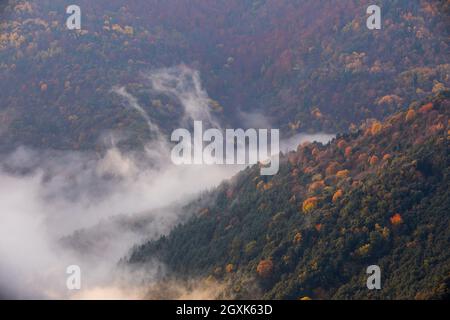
[129,91,450,299]
[0,0,449,151]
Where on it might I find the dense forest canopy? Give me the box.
[0,0,449,151]
[129,91,450,299]
[0,0,448,300]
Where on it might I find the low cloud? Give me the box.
[0,143,242,298]
[0,65,334,299]
[280,132,335,153]
[144,65,219,127]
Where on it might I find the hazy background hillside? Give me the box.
[0,0,448,151]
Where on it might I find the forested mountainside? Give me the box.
[129,91,450,300]
[1,0,449,151]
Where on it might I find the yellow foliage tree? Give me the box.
[357,243,371,256]
[370,122,382,135]
[225,264,234,273]
[293,232,302,244]
[336,169,350,179]
[302,197,318,213]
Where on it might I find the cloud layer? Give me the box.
[0,65,334,299]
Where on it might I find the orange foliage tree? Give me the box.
[369,155,379,166]
[370,122,382,135]
[302,197,319,213]
[405,109,416,122]
[293,232,302,244]
[390,213,403,225]
[336,169,350,179]
[308,180,325,193]
[419,103,433,113]
[344,146,352,158]
[256,259,274,278]
[332,189,344,203]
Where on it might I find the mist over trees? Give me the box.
[0,0,449,299]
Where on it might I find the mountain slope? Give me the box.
[129,91,450,299]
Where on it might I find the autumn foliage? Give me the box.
[256,259,273,278]
[293,232,302,245]
[302,197,319,213]
[130,92,450,300]
[332,189,344,203]
[390,213,403,225]
[344,146,352,158]
[336,170,350,179]
[370,122,383,136]
[308,180,325,193]
[369,155,379,166]
[419,103,434,113]
[405,109,417,122]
